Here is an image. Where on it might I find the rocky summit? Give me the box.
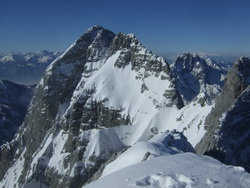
[0,26,249,188]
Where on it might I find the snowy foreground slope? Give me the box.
[85,132,250,188]
[85,153,250,188]
[0,26,249,188]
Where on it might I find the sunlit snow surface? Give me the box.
[66,50,212,147]
[93,132,250,188]
[101,131,193,177]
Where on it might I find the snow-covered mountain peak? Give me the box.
[172,53,226,104]
[109,32,142,54]
[0,54,15,62]
[175,53,205,72]
[86,25,105,33]
[82,25,112,42]
[0,26,184,187]
[57,26,115,63]
[0,26,248,188]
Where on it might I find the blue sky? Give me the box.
[1,0,249,55]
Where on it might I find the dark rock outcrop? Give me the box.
[196,57,250,172]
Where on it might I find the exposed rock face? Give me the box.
[0,26,184,188]
[0,80,35,145]
[172,53,226,105]
[196,57,250,172]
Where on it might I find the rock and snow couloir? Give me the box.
[0,26,249,188]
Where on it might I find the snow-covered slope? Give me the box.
[0,26,248,188]
[0,51,61,85]
[0,80,35,145]
[84,152,250,188]
[101,131,194,177]
[94,131,250,188]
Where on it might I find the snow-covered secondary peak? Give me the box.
[172,53,226,104]
[176,53,202,69]
[0,54,15,62]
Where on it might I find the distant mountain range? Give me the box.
[0,26,249,188]
[0,50,61,85]
[161,51,249,65]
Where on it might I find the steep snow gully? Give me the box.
[0,26,250,188]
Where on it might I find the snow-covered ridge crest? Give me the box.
[101,130,194,177]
